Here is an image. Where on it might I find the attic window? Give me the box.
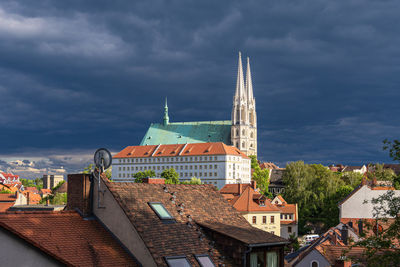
[148,202,175,223]
[195,254,215,267]
[165,256,191,267]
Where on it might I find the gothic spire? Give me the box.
[245,57,254,103]
[234,52,245,102]
[163,97,169,125]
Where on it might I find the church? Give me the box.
[140,52,257,156]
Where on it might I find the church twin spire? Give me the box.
[232,52,256,125]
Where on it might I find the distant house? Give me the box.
[0,172,20,184]
[39,188,52,197]
[271,195,298,239]
[259,162,279,170]
[286,223,364,267]
[269,169,286,195]
[338,178,400,236]
[220,182,283,236]
[383,163,400,175]
[342,165,367,174]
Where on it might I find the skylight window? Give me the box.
[148,202,175,223]
[165,256,192,267]
[195,255,215,267]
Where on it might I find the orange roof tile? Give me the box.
[114,142,249,159]
[0,194,16,202]
[0,203,14,212]
[0,211,138,266]
[232,187,281,212]
[219,183,252,195]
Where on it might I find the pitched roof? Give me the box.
[104,182,287,266]
[0,203,14,212]
[0,211,138,266]
[259,162,279,170]
[114,142,249,159]
[269,169,285,186]
[231,187,281,212]
[219,183,253,195]
[140,120,232,146]
[0,194,16,202]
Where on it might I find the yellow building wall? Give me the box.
[242,212,281,236]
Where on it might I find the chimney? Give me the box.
[66,174,92,216]
[341,224,349,245]
[358,220,363,236]
[251,180,256,190]
[142,177,165,184]
[331,232,337,245]
[335,259,352,267]
[26,192,30,205]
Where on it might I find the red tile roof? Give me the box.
[259,162,279,170]
[114,142,249,159]
[0,194,16,202]
[0,203,14,212]
[219,183,253,195]
[0,211,138,266]
[231,187,281,212]
[104,182,287,266]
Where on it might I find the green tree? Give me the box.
[0,188,12,194]
[133,170,156,183]
[82,164,94,174]
[52,180,65,191]
[373,163,396,182]
[341,172,364,188]
[20,178,35,187]
[181,177,202,185]
[161,168,180,184]
[250,156,271,197]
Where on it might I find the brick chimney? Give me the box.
[142,177,165,184]
[66,174,92,216]
[341,224,349,245]
[26,192,30,205]
[334,259,351,267]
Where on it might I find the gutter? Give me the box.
[247,241,289,248]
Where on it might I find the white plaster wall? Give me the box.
[0,228,62,266]
[340,185,400,219]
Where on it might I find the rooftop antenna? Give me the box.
[93,148,112,208]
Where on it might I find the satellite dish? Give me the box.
[94,148,112,170]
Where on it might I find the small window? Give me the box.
[271,216,275,224]
[195,254,215,267]
[288,226,292,233]
[148,202,175,223]
[165,256,191,267]
[263,216,266,224]
[252,216,256,224]
[311,261,319,267]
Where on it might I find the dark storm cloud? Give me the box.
[0,0,399,176]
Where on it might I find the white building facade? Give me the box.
[112,142,251,188]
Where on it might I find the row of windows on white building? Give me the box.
[115,155,244,164]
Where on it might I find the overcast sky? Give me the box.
[0,0,399,178]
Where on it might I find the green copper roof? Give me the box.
[140,120,232,146]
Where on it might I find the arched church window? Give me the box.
[242,129,245,135]
[250,131,254,138]
[236,129,239,136]
[250,143,253,148]
[242,142,245,149]
[236,142,239,149]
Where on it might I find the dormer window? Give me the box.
[259,200,265,206]
[165,256,191,267]
[148,202,175,224]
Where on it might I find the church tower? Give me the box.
[231,52,257,156]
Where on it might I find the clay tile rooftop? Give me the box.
[0,211,138,266]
